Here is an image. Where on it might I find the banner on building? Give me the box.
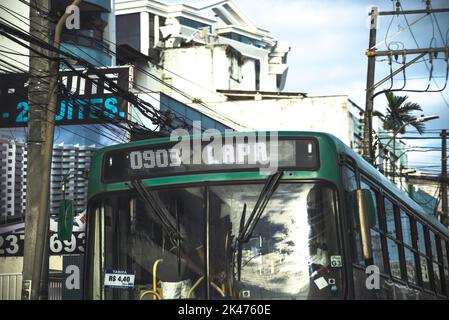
[0,67,130,128]
[63,254,84,300]
[0,231,85,257]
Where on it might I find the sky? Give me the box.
[166,0,449,175]
[1,0,447,174]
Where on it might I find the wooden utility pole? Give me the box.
[362,2,449,165]
[362,6,378,163]
[22,0,52,300]
[22,0,82,300]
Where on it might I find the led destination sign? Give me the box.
[103,137,319,182]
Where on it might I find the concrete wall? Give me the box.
[0,256,63,274]
[161,46,231,104]
[0,257,23,274]
[188,95,358,146]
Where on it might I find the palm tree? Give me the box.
[375,92,425,134]
[373,92,424,182]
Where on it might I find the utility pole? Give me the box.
[362,2,449,165]
[392,138,396,183]
[441,129,448,226]
[362,6,378,163]
[22,0,52,301]
[22,0,82,300]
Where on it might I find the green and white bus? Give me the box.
[83,131,449,300]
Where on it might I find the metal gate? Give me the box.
[0,273,22,300]
[48,273,63,300]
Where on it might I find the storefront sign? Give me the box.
[0,67,130,128]
[0,231,85,257]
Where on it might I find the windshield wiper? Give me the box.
[237,171,283,244]
[235,171,283,281]
[128,179,182,247]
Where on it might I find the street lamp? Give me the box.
[374,115,439,181]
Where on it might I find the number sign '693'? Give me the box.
[0,232,85,257]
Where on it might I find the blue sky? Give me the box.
[2,0,447,174]
[55,0,449,174]
[183,0,449,175]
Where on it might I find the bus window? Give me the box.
[429,231,443,295]
[400,210,412,247]
[384,198,396,237]
[208,182,342,300]
[387,239,401,279]
[342,165,357,192]
[429,231,438,257]
[400,210,417,284]
[441,240,449,295]
[416,222,427,254]
[404,248,417,284]
[93,182,342,300]
[342,166,364,266]
[416,222,431,291]
[371,232,384,274]
[384,198,401,279]
[101,187,206,300]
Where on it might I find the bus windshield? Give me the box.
[94,182,342,300]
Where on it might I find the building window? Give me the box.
[177,17,211,33]
[220,32,265,48]
[116,13,141,52]
[51,1,109,52]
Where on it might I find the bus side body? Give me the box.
[338,142,449,300]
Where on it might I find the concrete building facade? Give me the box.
[0,139,27,224]
[49,143,97,217]
[0,139,97,224]
[115,0,291,105]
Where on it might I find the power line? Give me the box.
[399,1,449,109]
[0,19,179,137]
[0,3,251,131]
[0,52,129,143]
[0,50,126,144]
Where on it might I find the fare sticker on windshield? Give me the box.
[104,270,135,289]
[330,255,342,268]
[314,277,328,290]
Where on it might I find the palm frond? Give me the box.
[411,121,426,135]
[401,102,423,113]
[382,92,425,135]
[373,110,385,119]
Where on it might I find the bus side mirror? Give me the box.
[350,189,376,261]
